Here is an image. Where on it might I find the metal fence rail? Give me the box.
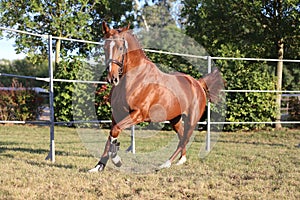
[1,27,299,163]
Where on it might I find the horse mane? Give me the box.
[123,30,150,61]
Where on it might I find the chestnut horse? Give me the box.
[89,22,223,172]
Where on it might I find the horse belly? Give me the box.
[147,91,184,123]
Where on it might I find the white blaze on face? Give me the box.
[124,40,128,50]
[108,40,115,72]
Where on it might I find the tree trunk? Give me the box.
[134,0,149,31]
[275,38,283,129]
[55,38,61,65]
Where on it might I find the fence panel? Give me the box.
[1,27,299,163]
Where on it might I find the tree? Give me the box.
[216,44,277,131]
[182,0,299,59]
[136,0,176,28]
[0,0,134,65]
[182,0,300,130]
[134,0,208,77]
[0,0,134,123]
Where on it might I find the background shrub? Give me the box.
[288,97,300,128]
[0,80,44,121]
[217,45,277,131]
[54,57,107,126]
[95,84,111,128]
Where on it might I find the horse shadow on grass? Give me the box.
[0,141,94,170]
[25,159,76,170]
[216,139,288,148]
[0,145,50,155]
[0,141,91,157]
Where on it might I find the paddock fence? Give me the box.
[1,27,300,162]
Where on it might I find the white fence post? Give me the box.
[126,125,136,154]
[131,125,136,154]
[45,35,55,162]
[206,56,212,152]
[1,27,300,159]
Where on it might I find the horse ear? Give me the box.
[123,23,130,31]
[102,21,110,35]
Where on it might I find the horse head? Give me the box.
[102,21,130,86]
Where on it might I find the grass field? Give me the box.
[0,125,299,199]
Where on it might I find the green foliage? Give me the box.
[72,63,101,127]
[182,0,299,89]
[182,0,299,130]
[140,24,207,78]
[0,80,44,121]
[182,0,300,59]
[0,0,133,64]
[136,0,176,28]
[288,97,300,127]
[217,44,277,131]
[95,84,112,128]
[53,56,110,126]
[54,58,82,123]
[283,64,300,91]
[0,58,48,87]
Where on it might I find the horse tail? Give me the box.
[199,68,224,104]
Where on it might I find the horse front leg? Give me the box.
[88,119,117,172]
[88,136,113,172]
[89,110,143,172]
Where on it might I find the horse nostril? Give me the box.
[114,78,119,85]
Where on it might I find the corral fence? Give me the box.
[1,27,300,162]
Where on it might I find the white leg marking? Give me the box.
[111,154,122,167]
[176,155,187,166]
[88,165,100,173]
[159,160,172,169]
[110,136,117,143]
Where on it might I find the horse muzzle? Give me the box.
[107,74,120,86]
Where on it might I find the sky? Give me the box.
[0,37,26,60]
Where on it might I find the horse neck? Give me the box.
[123,35,149,73]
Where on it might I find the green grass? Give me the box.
[0,125,299,199]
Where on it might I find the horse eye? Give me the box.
[119,47,123,51]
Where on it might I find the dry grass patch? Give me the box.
[0,125,299,199]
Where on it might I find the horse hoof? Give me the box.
[159,160,172,169]
[88,164,105,172]
[111,154,122,167]
[176,156,187,166]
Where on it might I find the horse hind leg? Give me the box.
[174,123,195,167]
[172,117,188,166]
[175,136,187,166]
[176,155,187,166]
[159,116,187,169]
[160,116,198,170]
[159,141,186,169]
